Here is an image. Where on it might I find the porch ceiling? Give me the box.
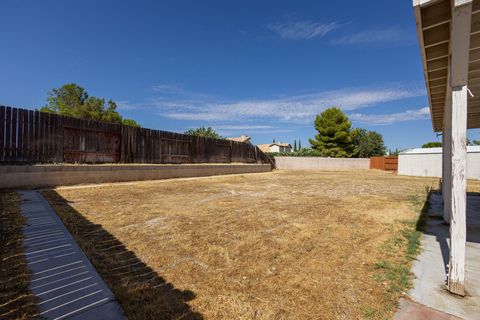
[414,0,480,132]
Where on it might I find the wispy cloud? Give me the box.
[349,107,430,125]
[116,100,142,110]
[267,20,340,40]
[212,125,274,130]
[185,124,281,136]
[219,128,294,137]
[331,28,412,45]
[152,84,184,94]
[184,124,294,137]
[154,86,424,123]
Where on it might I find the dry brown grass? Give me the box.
[41,170,480,319]
[0,191,39,320]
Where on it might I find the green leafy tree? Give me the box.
[465,138,480,146]
[351,128,386,158]
[122,118,140,127]
[184,126,222,139]
[309,107,354,157]
[265,148,322,157]
[422,142,442,148]
[294,148,321,156]
[40,83,139,127]
[423,139,480,147]
[103,100,123,123]
[42,83,87,117]
[298,140,302,150]
[293,140,297,151]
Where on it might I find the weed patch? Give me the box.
[0,191,39,319]
[368,188,432,318]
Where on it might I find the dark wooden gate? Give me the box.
[370,156,398,171]
[215,141,232,163]
[63,117,121,163]
[161,138,190,163]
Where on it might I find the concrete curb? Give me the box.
[1,163,271,189]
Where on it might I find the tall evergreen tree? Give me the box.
[298,140,302,150]
[293,140,297,151]
[389,148,401,156]
[308,107,354,157]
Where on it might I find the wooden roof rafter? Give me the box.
[414,0,480,131]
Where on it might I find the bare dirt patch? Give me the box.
[42,170,480,319]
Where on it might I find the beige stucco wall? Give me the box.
[269,145,280,152]
[274,157,370,170]
[268,145,292,153]
[0,163,271,189]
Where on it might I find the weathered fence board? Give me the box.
[5,107,12,161]
[11,107,17,160]
[63,115,121,163]
[34,110,40,162]
[0,106,270,165]
[28,110,33,160]
[0,106,4,162]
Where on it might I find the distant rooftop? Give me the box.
[256,143,292,153]
[226,135,251,143]
[400,146,480,154]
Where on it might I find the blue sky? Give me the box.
[1,0,478,150]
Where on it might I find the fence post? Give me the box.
[5,107,11,162]
[11,107,17,161]
[120,125,125,163]
[0,106,5,162]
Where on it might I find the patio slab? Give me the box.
[19,190,126,320]
[402,193,480,320]
[394,298,461,320]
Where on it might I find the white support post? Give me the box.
[442,131,445,195]
[446,0,471,296]
[448,85,468,296]
[443,91,452,223]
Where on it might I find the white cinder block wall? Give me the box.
[398,146,480,179]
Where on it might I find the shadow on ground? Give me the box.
[418,191,480,275]
[42,190,203,320]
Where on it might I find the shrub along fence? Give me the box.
[0,106,271,165]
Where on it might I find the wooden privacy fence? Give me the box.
[0,106,270,165]
[370,156,398,171]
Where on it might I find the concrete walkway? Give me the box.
[395,298,461,320]
[395,193,480,320]
[19,191,126,320]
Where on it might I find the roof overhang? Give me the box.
[414,0,480,132]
